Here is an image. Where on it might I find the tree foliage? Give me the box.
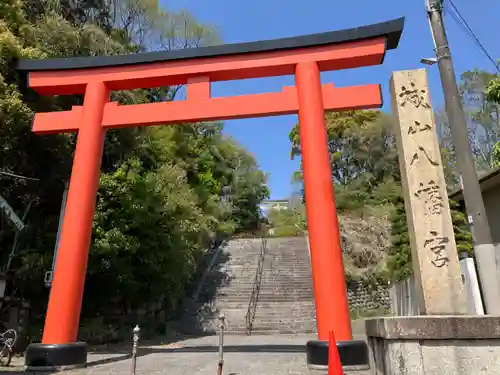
[290,110,402,210]
[289,108,473,283]
[438,69,500,176]
[485,61,500,105]
[265,198,307,238]
[0,0,268,342]
[484,65,500,166]
[290,110,399,187]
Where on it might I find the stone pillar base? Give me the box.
[306,340,369,371]
[366,316,500,375]
[25,342,87,371]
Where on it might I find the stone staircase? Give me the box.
[169,236,317,335]
[168,238,264,335]
[250,236,317,334]
[213,238,267,333]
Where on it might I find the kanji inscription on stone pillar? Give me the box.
[391,69,466,315]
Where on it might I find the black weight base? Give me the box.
[306,339,369,370]
[25,342,87,371]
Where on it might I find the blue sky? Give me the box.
[162,0,500,199]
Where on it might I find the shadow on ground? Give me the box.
[143,344,305,354]
[0,343,307,374]
[83,344,306,369]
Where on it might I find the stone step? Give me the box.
[247,325,316,332]
[260,271,312,276]
[219,297,314,303]
[253,315,316,321]
[259,276,313,280]
[226,320,316,328]
[223,277,313,291]
[216,306,315,313]
[217,280,313,287]
[219,305,314,312]
[217,292,314,298]
[226,326,317,333]
[250,321,316,328]
[216,290,314,296]
[217,292,314,301]
[216,285,314,297]
[218,297,314,304]
[216,303,315,310]
[220,281,314,287]
[252,311,315,316]
[224,329,317,335]
[219,292,314,297]
[218,283,313,289]
[253,309,316,316]
[252,312,315,318]
[222,283,313,288]
[218,311,314,317]
[264,258,311,261]
[219,298,314,304]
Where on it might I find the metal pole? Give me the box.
[217,313,225,375]
[5,198,34,272]
[131,325,140,375]
[45,181,69,288]
[426,0,500,314]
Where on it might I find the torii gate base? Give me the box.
[18,17,403,371]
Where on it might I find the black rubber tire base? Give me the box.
[25,342,87,371]
[306,339,369,369]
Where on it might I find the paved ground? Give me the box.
[2,334,370,375]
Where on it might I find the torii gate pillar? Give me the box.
[17,17,404,371]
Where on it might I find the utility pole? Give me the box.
[426,0,500,314]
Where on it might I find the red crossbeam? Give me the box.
[32,83,382,134]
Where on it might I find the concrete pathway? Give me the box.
[3,334,370,375]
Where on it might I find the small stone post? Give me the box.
[217,313,225,375]
[390,69,466,314]
[131,325,140,375]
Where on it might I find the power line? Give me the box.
[445,0,499,72]
[444,0,500,73]
[425,0,500,314]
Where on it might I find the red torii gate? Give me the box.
[17,17,403,370]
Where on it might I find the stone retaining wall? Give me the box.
[347,280,390,311]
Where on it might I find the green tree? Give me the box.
[266,203,307,237]
[485,65,500,165]
[290,110,399,187]
[438,69,500,175]
[289,110,400,211]
[485,61,500,105]
[288,108,472,284]
[1,0,268,343]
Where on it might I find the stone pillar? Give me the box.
[390,68,466,315]
[365,69,500,375]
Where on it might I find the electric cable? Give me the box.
[444,0,500,73]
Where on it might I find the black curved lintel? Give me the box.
[16,17,404,72]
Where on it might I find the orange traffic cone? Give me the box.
[328,330,344,375]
